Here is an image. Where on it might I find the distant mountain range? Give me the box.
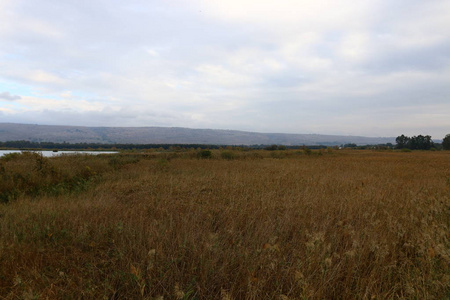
[0,123,395,146]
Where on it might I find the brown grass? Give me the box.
[0,150,449,299]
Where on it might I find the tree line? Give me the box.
[396,134,450,150]
[2,136,449,151]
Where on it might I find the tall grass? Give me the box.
[0,150,449,299]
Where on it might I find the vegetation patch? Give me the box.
[0,152,142,203]
[0,150,449,299]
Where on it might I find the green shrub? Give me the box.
[197,150,212,159]
[303,147,312,155]
[0,152,110,203]
[0,152,21,162]
[220,151,235,160]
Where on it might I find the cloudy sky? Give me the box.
[0,0,449,137]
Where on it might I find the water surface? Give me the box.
[0,150,117,157]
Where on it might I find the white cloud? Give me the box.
[0,107,14,113]
[0,0,449,137]
[13,95,106,112]
[195,64,256,88]
[27,70,66,85]
[196,0,375,29]
[338,32,370,63]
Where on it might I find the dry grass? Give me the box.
[0,150,449,299]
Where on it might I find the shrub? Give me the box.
[303,147,312,155]
[0,152,21,162]
[0,152,113,203]
[220,151,236,160]
[197,150,212,159]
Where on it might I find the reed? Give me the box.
[0,150,448,299]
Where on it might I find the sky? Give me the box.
[0,0,449,138]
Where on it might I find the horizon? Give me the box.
[1,1,449,138]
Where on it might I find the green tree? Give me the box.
[264,144,278,151]
[396,134,434,150]
[395,134,410,149]
[409,135,434,150]
[443,134,450,150]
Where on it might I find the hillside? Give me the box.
[0,123,395,145]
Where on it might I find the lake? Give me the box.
[0,150,118,157]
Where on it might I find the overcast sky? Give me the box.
[0,0,449,137]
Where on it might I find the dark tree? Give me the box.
[409,135,434,150]
[443,134,450,150]
[395,134,410,149]
[264,144,278,151]
[395,134,434,150]
[343,143,357,148]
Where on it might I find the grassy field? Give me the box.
[0,150,449,299]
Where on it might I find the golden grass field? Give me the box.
[0,149,449,299]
